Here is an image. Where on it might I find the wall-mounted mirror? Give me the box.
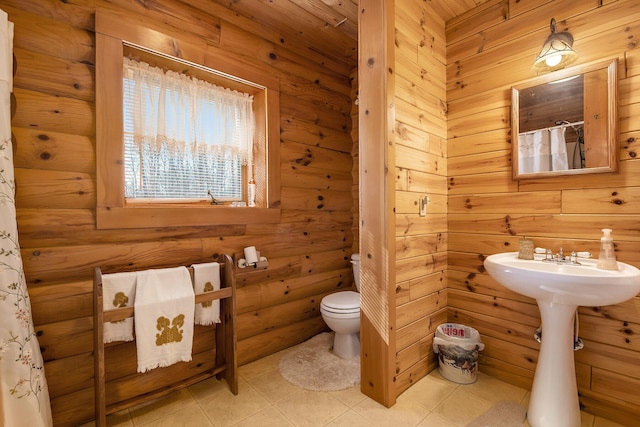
[511,58,618,179]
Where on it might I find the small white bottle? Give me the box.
[247,176,256,207]
[597,228,618,270]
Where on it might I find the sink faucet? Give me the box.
[543,247,581,265]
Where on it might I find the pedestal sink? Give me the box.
[484,252,640,427]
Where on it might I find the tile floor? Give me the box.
[84,348,626,427]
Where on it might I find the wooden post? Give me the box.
[358,0,397,408]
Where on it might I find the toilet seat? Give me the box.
[321,305,360,315]
[321,291,360,314]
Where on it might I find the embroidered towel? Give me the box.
[102,271,137,343]
[191,262,221,326]
[134,267,195,373]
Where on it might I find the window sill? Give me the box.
[96,206,281,229]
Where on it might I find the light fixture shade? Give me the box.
[533,18,578,72]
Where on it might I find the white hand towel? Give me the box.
[134,267,195,373]
[102,271,137,343]
[191,262,221,326]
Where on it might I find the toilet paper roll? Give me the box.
[244,246,259,265]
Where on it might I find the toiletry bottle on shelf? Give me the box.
[247,176,256,207]
[597,228,618,270]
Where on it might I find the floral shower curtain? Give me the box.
[0,9,52,426]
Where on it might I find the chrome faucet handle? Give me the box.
[545,249,553,261]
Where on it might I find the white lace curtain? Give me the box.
[123,57,255,199]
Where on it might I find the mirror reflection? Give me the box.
[511,59,618,179]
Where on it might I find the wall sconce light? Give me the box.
[532,18,578,73]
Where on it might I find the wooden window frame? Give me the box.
[95,11,280,229]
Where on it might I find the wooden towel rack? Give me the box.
[93,254,238,426]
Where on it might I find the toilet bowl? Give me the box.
[320,253,361,359]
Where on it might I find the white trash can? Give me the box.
[433,323,485,384]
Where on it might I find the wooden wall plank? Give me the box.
[15,168,95,209]
[13,47,94,102]
[448,129,510,158]
[562,187,640,214]
[448,150,511,175]
[578,314,640,353]
[280,140,353,172]
[13,127,95,173]
[396,290,446,329]
[592,368,640,406]
[406,169,448,194]
[448,106,509,139]
[396,233,447,259]
[448,171,517,194]
[396,144,446,175]
[396,308,447,352]
[448,213,640,243]
[396,122,446,156]
[396,97,447,139]
[449,191,562,214]
[575,339,640,379]
[446,0,508,46]
[7,4,94,63]
[12,88,94,136]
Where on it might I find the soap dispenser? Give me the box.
[597,228,618,270]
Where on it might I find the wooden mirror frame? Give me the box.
[511,58,618,180]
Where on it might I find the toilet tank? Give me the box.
[351,253,360,291]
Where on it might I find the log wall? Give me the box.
[393,0,449,397]
[446,0,640,423]
[4,0,354,425]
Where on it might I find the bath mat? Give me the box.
[466,400,527,427]
[278,332,360,391]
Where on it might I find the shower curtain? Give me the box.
[518,128,569,173]
[549,127,569,171]
[0,9,53,426]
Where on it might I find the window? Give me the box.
[95,12,280,229]
[122,56,253,203]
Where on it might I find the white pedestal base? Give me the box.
[527,301,581,427]
[333,331,360,359]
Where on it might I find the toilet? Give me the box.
[320,253,361,359]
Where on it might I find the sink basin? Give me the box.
[484,252,640,306]
[484,252,640,427]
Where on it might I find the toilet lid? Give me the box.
[321,291,360,311]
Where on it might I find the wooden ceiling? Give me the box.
[201,0,492,72]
